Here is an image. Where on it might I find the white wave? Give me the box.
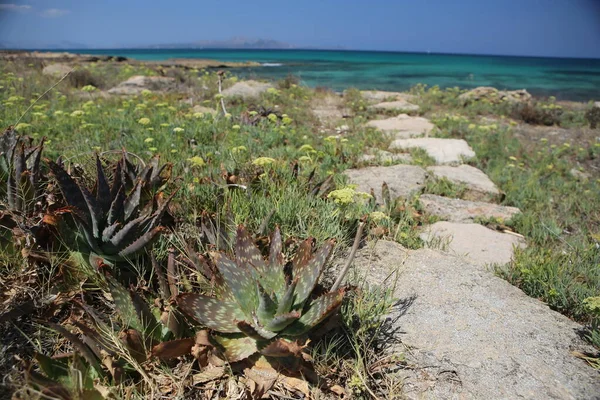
[262,62,283,67]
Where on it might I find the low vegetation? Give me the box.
[0,58,598,399]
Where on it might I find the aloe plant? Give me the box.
[47,153,174,263]
[0,127,46,211]
[176,225,344,363]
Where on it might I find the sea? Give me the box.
[74,49,600,101]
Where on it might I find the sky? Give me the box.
[0,0,599,58]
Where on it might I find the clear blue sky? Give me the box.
[1,0,599,58]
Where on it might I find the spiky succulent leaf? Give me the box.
[213,252,258,316]
[285,289,344,336]
[235,225,266,274]
[256,283,277,327]
[276,278,297,316]
[236,320,277,340]
[213,334,259,362]
[266,226,287,295]
[292,240,334,309]
[107,277,144,334]
[124,180,142,220]
[117,226,164,259]
[94,155,112,214]
[48,161,91,226]
[265,311,301,332]
[176,293,244,333]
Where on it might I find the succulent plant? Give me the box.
[47,153,174,263]
[176,225,344,363]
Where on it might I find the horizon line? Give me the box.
[3,46,600,61]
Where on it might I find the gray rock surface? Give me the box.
[367,114,435,139]
[359,90,416,103]
[344,164,426,203]
[42,63,73,76]
[358,149,412,165]
[108,75,176,95]
[419,221,525,266]
[370,100,420,112]
[459,86,532,105]
[222,80,273,99]
[419,194,521,223]
[427,165,501,201]
[390,138,476,164]
[351,240,599,399]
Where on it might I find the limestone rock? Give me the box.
[222,80,273,99]
[419,194,521,223]
[459,86,532,105]
[42,63,72,76]
[359,90,416,103]
[370,100,419,112]
[427,165,501,201]
[108,75,177,95]
[570,168,591,182]
[349,240,599,399]
[367,114,434,139]
[343,164,426,203]
[420,221,524,265]
[389,138,476,165]
[358,149,412,165]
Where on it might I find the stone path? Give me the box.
[367,114,435,138]
[339,89,599,398]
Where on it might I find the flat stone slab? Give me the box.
[428,165,500,201]
[222,80,273,99]
[358,149,412,165]
[344,164,426,203]
[359,90,416,103]
[367,114,434,139]
[389,138,476,164]
[420,221,525,266]
[370,100,420,112]
[419,194,521,223]
[108,75,177,95]
[350,240,599,399]
[42,63,72,76]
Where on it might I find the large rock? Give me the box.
[389,138,476,165]
[108,75,177,95]
[367,114,434,139]
[344,164,426,203]
[459,86,532,105]
[359,90,416,104]
[370,100,419,113]
[191,105,217,115]
[427,165,501,201]
[42,63,73,76]
[222,80,273,99]
[419,194,521,223]
[357,149,412,165]
[349,240,599,399]
[420,221,524,266]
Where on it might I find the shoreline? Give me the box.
[0,50,596,104]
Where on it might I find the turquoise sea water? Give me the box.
[77,49,600,101]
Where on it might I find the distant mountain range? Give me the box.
[0,37,326,50]
[144,37,297,50]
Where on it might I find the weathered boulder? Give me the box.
[348,240,599,399]
[427,165,501,201]
[191,105,217,115]
[419,194,521,223]
[459,86,532,105]
[357,149,412,165]
[42,63,72,76]
[370,99,419,112]
[367,114,434,139]
[107,75,177,95]
[222,80,273,99]
[359,90,416,104]
[389,138,476,165]
[343,164,426,203]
